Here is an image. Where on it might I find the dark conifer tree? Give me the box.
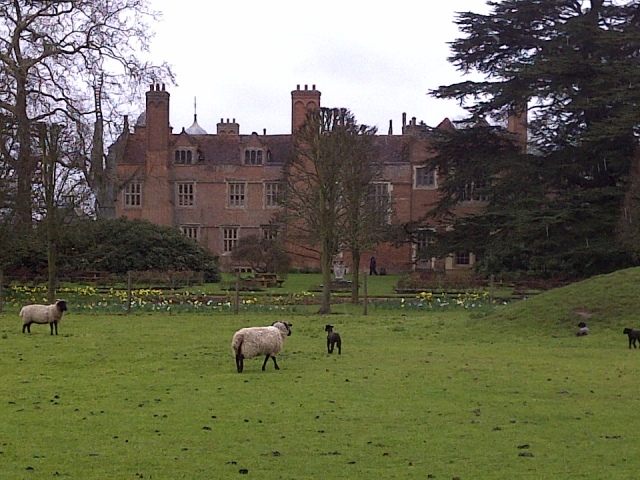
[426,0,640,278]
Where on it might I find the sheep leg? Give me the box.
[337,342,341,355]
[22,323,31,333]
[327,339,332,354]
[263,355,279,371]
[50,321,58,336]
[236,354,244,373]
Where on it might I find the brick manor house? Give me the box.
[113,84,526,274]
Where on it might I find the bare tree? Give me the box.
[0,0,173,231]
[281,108,344,313]
[231,234,291,276]
[281,108,382,312]
[33,119,97,299]
[36,122,61,301]
[338,126,390,303]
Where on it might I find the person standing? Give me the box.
[369,256,378,275]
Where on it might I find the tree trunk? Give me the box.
[351,250,361,304]
[39,124,60,303]
[15,75,35,230]
[318,236,333,314]
[47,227,58,304]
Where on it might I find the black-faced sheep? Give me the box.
[623,328,640,349]
[576,321,590,336]
[231,321,292,373]
[20,299,68,335]
[324,324,341,354]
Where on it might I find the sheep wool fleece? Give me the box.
[231,322,290,359]
[20,299,68,335]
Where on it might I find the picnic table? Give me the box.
[254,273,284,288]
[239,273,284,290]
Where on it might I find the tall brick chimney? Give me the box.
[291,84,321,133]
[143,84,172,226]
[507,101,528,153]
[145,84,170,152]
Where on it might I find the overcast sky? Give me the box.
[145,0,490,136]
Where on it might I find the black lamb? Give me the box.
[623,328,640,349]
[325,324,341,355]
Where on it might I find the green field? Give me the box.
[2,269,640,478]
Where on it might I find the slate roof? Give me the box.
[120,131,425,166]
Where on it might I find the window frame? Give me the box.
[174,148,196,165]
[180,224,200,240]
[176,182,195,208]
[458,180,490,203]
[416,228,435,252]
[370,181,392,224]
[264,181,281,208]
[414,166,437,189]
[455,251,471,266]
[223,227,239,253]
[227,181,246,208]
[244,148,264,166]
[262,225,278,241]
[123,181,142,208]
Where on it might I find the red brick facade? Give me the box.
[114,84,525,274]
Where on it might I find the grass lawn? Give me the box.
[215,272,403,298]
[2,268,640,478]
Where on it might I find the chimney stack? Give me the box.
[291,84,321,132]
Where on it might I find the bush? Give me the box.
[2,217,221,283]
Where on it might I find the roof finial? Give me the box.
[185,97,208,135]
[193,96,197,122]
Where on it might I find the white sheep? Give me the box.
[231,321,292,373]
[20,299,68,335]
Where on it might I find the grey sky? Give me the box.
[146,0,489,135]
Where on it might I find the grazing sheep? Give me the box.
[623,328,640,349]
[576,321,590,336]
[20,299,68,335]
[231,321,292,373]
[324,324,341,354]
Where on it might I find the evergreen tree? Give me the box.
[427,0,640,278]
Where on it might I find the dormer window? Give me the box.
[244,148,263,165]
[175,148,195,165]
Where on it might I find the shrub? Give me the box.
[2,217,221,283]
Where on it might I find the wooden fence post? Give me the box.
[234,271,240,314]
[489,274,495,309]
[127,271,133,314]
[363,272,368,316]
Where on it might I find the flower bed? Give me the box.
[2,283,497,314]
